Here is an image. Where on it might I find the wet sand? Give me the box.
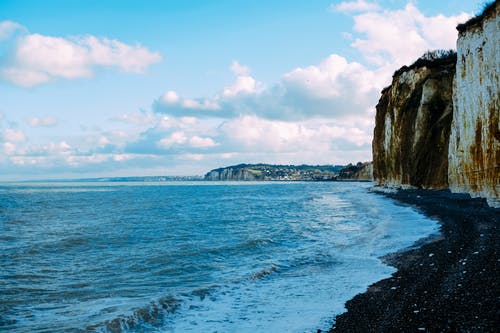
[329,189,499,332]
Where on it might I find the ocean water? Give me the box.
[0,181,439,332]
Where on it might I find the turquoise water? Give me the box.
[0,181,438,332]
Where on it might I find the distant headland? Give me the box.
[204,162,373,181]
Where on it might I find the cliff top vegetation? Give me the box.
[392,49,457,77]
[457,0,497,33]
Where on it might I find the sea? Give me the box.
[0,181,439,332]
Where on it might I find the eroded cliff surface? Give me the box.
[337,162,373,181]
[373,60,455,189]
[205,167,262,181]
[449,2,500,207]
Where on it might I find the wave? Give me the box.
[84,262,285,332]
[85,283,226,333]
[87,296,181,333]
[202,237,276,258]
[250,264,279,281]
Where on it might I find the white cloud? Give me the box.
[156,131,218,150]
[2,68,51,87]
[157,131,188,148]
[1,30,162,87]
[350,4,470,67]
[224,62,263,98]
[111,111,156,125]
[3,142,17,155]
[59,141,71,150]
[155,62,266,118]
[332,0,380,13]
[230,60,251,76]
[189,136,218,148]
[113,154,132,162]
[283,54,380,97]
[0,20,24,40]
[220,115,371,154]
[155,56,379,121]
[179,153,205,161]
[36,141,72,154]
[66,154,109,166]
[98,135,110,146]
[3,128,26,142]
[181,98,220,110]
[28,116,58,127]
[180,117,198,125]
[162,90,180,104]
[222,75,263,97]
[9,156,39,166]
[84,35,161,73]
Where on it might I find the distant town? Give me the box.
[204,162,373,181]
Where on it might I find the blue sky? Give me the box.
[0,0,483,179]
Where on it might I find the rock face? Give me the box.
[373,1,499,206]
[337,162,373,181]
[449,2,500,207]
[204,164,343,181]
[372,59,455,189]
[205,167,263,181]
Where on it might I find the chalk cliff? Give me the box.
[337,162,373,181]
[449,2,500,207]
[373,1,499,206]
[204,164,342,181]
[372,55,455,189]
[205,166,263,181]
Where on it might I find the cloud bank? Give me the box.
[0,2,472,178]
[154,54,380,122]
[0,21,162,87]
[349,3,469,67]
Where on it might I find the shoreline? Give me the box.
[329,189,499,332]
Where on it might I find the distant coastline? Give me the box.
[204,162,373,181]
[2,175,205,183]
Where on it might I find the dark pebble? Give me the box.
[329,189,500,332]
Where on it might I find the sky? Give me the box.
[0,0,485,180]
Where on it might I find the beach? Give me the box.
[330,189,499,332]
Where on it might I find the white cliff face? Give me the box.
[449,3,500,207]
[205,168,260,181]
[373,63,454,189]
